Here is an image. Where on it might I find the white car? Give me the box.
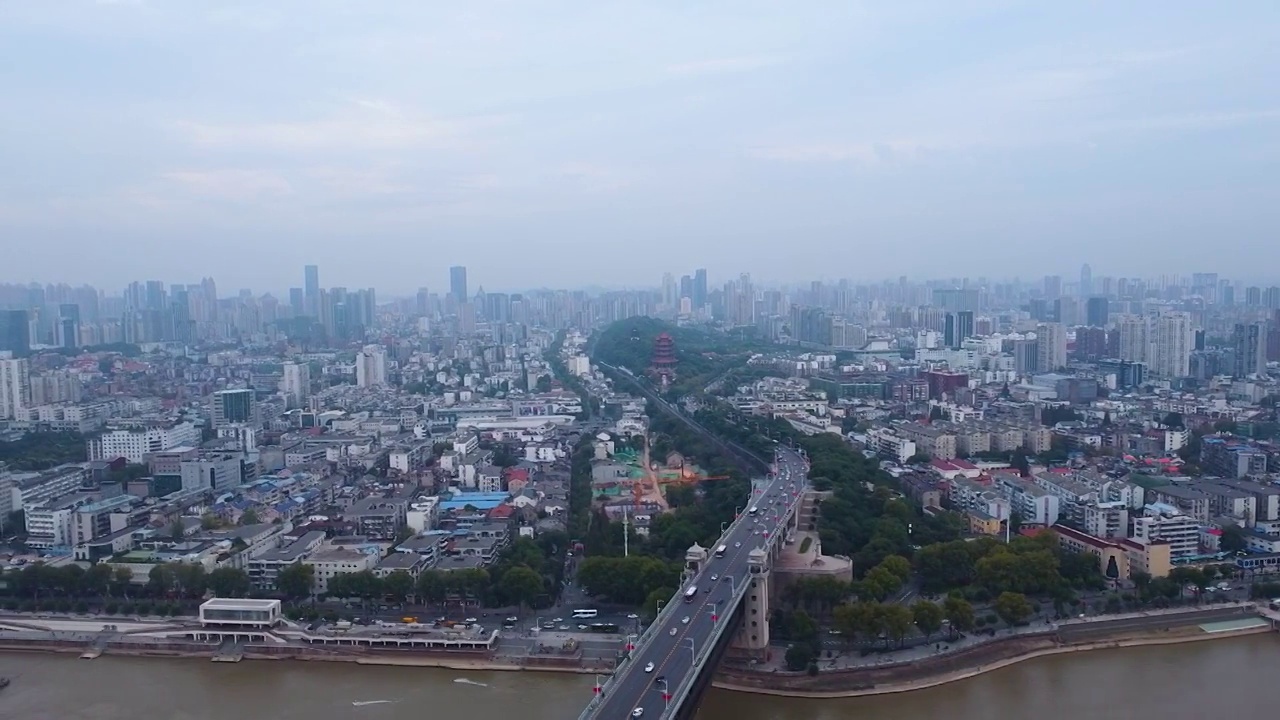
[710,574,718,581]
[681,616,690,624]
[632,709,644,718]
[734,541,741,548]
[669,627,677,636]
[644,662,655,673]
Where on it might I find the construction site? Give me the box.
[587,432,727,519]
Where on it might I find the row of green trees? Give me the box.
[2,561,252,601]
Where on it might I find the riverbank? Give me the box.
[711,620,1272,698]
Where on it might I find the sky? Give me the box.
[2,0,1279,294]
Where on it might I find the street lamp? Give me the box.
[656,599,666,616]
[720,520,728,534]
[658,678,671,709]
[682,637,697,664]
[724,575,735,595]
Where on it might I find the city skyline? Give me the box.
[3,2,1280,289]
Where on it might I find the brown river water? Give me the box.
[1,634,1277,719]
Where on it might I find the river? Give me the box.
[2,634,1277,719]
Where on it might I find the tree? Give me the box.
[535,375,553,393]
[207,567,250,598]
[169,518,187,539]
[382,570,416,604]
[1162,412,1184,429]
[416,570,448,605]
[789,610,818,642]
[994,591,1033,627]
[147,564,176,597]
[943,596,975,639]
[277,563,315,602]
[239,508,260,526]
[1219,524,1248,554]
[172,563,208,599]
[499,566,544,610]
[911,600,944,640]
[784,642,817,671]
[83,563,114,598]
[879,604,914,647]
[111,567,135,598]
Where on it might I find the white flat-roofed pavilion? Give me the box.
[199,597,282,628]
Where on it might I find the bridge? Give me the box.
[578,446,811,720]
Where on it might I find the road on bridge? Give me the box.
[584,448,809,719]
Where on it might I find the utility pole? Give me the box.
[622,507,630,557]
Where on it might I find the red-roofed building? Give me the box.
[487,505,515,521]
[929,458,982,480]
[504,467,531,494]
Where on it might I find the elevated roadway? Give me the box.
[580,448,809,720]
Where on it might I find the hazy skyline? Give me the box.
[2,1,1279,293]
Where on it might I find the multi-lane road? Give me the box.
[585,448,808,719]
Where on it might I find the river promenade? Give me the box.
[1,602,1274,700]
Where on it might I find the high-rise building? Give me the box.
[212,388,257,428]
[1036,323,1067,372]
[304,265,320,316]
[0,354,31,420]
[1232,322,1266,378]
[1117,315,1149,363]
[1085,297,1109,327]
[57,304,80,349]
[289,288,305,317]
[1044,275,1063,300]
[944,311,974,349]
[450,266,468,305]
[1150,312,1193,378]
[1079,264,1093,298]
[693,268,708,310]
[356,345,387,387]
[280,362,311,408]
[0,310,31,355]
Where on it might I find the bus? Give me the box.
[684,585,698,602]
[572,609,598,619]
[714,544,727,558]
[589,623,619,634]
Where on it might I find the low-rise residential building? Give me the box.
[306,548,379,594]
[1131,503,1199,560]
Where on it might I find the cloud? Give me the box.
[160,169,293,198]
[666,55,784,76]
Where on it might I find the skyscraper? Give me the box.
[0,354,31,420]
[1079,264,1093,298]
[1232,322,1266,378]
[1117,315,1149,363]
[1151,312,1193,378]
[1085,297,1109,327]
[450,266,468,304]
[693,268,708,310]
[355,345,387,387]
[1036,323,1067,372]
[304,265,320,316]
[0,309,31,355]
[944,311,974,349]
[280,362,311,408]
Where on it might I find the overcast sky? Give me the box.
[2,0,1278,294]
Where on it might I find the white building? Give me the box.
[280,362,311,408]
[199,598,282,628]
[1150,311,1193,379]
[1131,503,1199,559]
[355,345,387,387]
[304,548,379,594]
[89,421,201,464]
[1035,323,1067,373]
[865,427,917,464]
[0,354,31,421]
[1117,315,1149,364]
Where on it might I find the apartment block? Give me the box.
[1131,503,1200,560]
